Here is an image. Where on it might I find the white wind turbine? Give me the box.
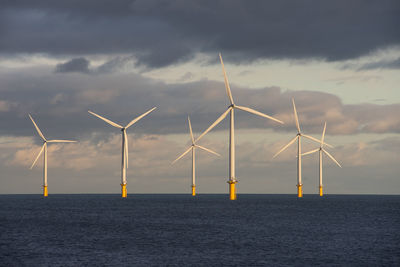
[88,107,156,198]
[273,99,332,197]
[172,116,220,196]
[196,53,284,200]
[29,114,76,197]
[302,122,341,196]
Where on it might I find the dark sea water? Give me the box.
[0,194,399,266]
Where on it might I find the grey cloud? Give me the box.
[341,57,400,71]
[359,57,400,70]
[178,72,195,82]
[344,104,400,133]
[1,1,399,67]
[95,56,135,74]
[1,67,400,140]
[55,56,135,75]
[55,58,90,74]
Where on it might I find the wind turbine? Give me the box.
[172,116,220,196]
[88,107,156,198]
[29,114,76,197]
[273,98,332,197]
[302,122,341,196]
[196,53,284,200]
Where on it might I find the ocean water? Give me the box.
[0,194,399,266]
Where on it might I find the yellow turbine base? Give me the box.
[43,185,48,197]
[297,184,303,198]
[319,186,323,197]
[192,185,196,196]
[121,184,127,198]
[228,181,237,200]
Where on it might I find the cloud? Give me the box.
[1,1,399,67]
[95,56,135,74]
[341,57,400,71]
[0,100,12,112]
[55,57,90,74]
[54,56,135,75]
[1,66,400,139]
[178,72,195,82]
[358,57,400,70]
[77,89,119,104]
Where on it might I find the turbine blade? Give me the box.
[322,148,342,168]
[303,134,333,148]
[321,122,326,146]
[172,146,192,164]
[125,107,157,129]
[292,98,301,133]
[188,116,194,144]
[195,107,231,143]
[88,111,123,129]
[124,130,129,169]
[47,140,76,143]
[195,145,220,156]
[28,114,46,141]
[273,135,298,158]
[301,148,320,156]
[219,53,234,105]
[30,144,45,169]
[235,105,284,124]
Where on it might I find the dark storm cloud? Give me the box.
[1,67,400,140]
[1,0,399,67]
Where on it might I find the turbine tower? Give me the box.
[29,114,76,197]
[196,54,283,200]
[88,107,156,198]
[172,116,220,196]
[273,99,330,197]
[302,122,341,196]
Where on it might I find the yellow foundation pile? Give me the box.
[297,184,303,198]
[228,181,237,200]
[192,185,196,196]
[121,184,127,198]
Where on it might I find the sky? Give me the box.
[0,0,399,195]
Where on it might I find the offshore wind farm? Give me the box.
[10,54,344,199]
[1,51,398,266]
[1,1,399,266]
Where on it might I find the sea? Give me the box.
[0,194,399,266]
